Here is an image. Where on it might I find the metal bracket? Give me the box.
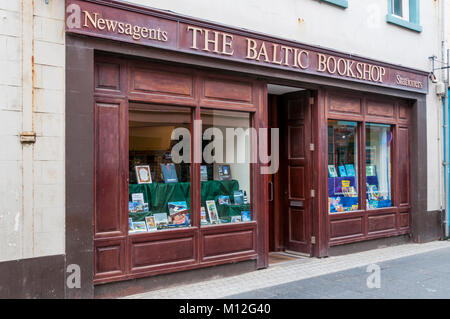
[20,131,36,144]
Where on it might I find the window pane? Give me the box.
[200,109,252,225]
[366,123,392,210]
[128,104,192,232]
[393,0,403,16]
[328,120,359,213]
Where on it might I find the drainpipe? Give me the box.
[20,0,35,256]
[442,0,449,239]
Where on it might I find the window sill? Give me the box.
[386,14,422,32]
[321,0,348,8]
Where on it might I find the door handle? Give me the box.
[268,181,274,202]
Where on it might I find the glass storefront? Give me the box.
[128,105,192,232]
[200,109,252,225]
[366,123,392,209]
[328,120,359,213]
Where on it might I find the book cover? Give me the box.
[132,221,147,232]
[241,211,251,221]
[200,207,209,225]
[366,165,377,177]
[168,201,188,215]
[160,163,178,183]
[153,213,169,230]
[145,216,157,231]
[128,217,133,231]
[132,199,143,213]
[131,193,144,203]
[217,195,230,205]
[217,164,232,181]
[328,165,338,178]
[231,215,242,223]
[205,200,219,224]
[129,201,135,213]
[338,165,347,177]
[233,190,244,205]
[135,165,152,184]
[345,164,356,177]
[169,210,190,226]
[200,165,208,182]
[168,201,189,226]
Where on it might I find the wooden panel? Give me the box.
[398,127,410,205]
[366,99,395,119]
[289,126,305,158]
[131,235,195,268]
[95,62,120,91]
[399,101,411,123]
[130,67,194,97]
[203,230,255,258]
[288,100,305,120]
[288,166,305,199]
[328,93,362,115]
[289,208,306,242]
[330,217,363,238]
[95,239,125,278]
[368,213,396,233]
[399,211,410,228]
[203,78,252,104]
[95,102,121,234]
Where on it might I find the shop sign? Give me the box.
[66,0,428,93]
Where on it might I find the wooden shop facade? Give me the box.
[65,0,439,298]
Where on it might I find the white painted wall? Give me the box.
[0,0,65,262]
[127,0,444,212]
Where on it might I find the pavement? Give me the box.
[124,240,450,299]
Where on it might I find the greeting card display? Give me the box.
[345,164,356,177]
[217,164,231,181]
[231,215,242,223]
[145,216,157,231]
[132,221,147,232]
[205,200,219,224]
[200,165,208,182]
[233,190,244,205]
[328,165,338,178]
[241,211,251,221]
[338,166,347,177]
[200,207,209,225]
[135,165,152,184]
[154,213,169,230]
[217,195,230,205]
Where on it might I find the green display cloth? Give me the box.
[129,180,249,222]
[217,203,251,222]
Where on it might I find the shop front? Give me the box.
[65,0,432,297]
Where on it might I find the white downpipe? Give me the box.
[442,0,449,238]
[21,0,34,256]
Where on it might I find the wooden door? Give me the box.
[282,91,313,254]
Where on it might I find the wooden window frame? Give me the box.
[324,89,411,246]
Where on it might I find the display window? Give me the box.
[128,104,193,232]
[200,109,253,225]
[365,123,393,210]
[327,120,359,213]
